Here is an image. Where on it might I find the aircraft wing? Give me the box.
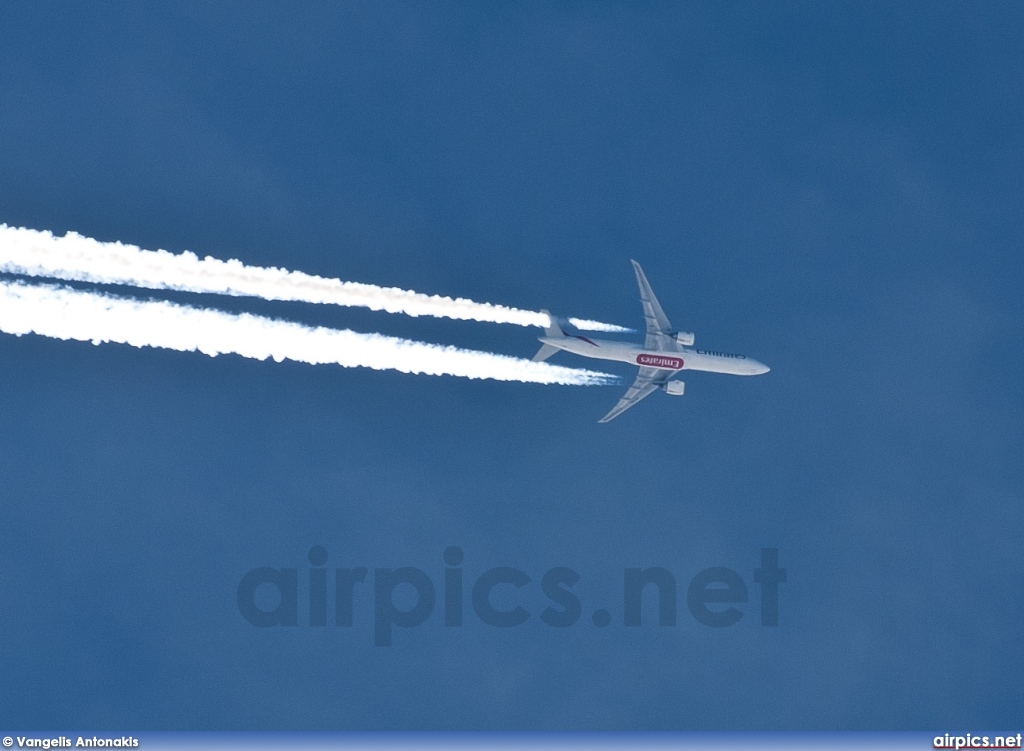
[598,367,670,423]
[631,259,681,353]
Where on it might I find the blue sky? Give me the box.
[1,2,1021,730]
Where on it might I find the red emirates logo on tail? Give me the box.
[636,353,684,369]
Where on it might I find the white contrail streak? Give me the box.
[0,225,632,333]
[0,280,619,385]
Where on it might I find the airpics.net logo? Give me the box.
[236,547,786,646]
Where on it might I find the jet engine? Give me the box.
[663,381,685,396]
[673,331,695,346]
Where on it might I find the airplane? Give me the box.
[533,260,769,422]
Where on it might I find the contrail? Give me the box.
[0,224,631,333]
[0,280,620,385]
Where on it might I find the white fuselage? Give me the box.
[540,335,770,376]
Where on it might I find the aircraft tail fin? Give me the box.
[533,310,565,362]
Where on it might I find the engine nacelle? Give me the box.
[663,380,685,396]
[673,331,695,346]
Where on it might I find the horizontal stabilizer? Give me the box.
[532,343,560,362]
[541,309,565,338]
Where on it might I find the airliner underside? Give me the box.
[533,260,769,422]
